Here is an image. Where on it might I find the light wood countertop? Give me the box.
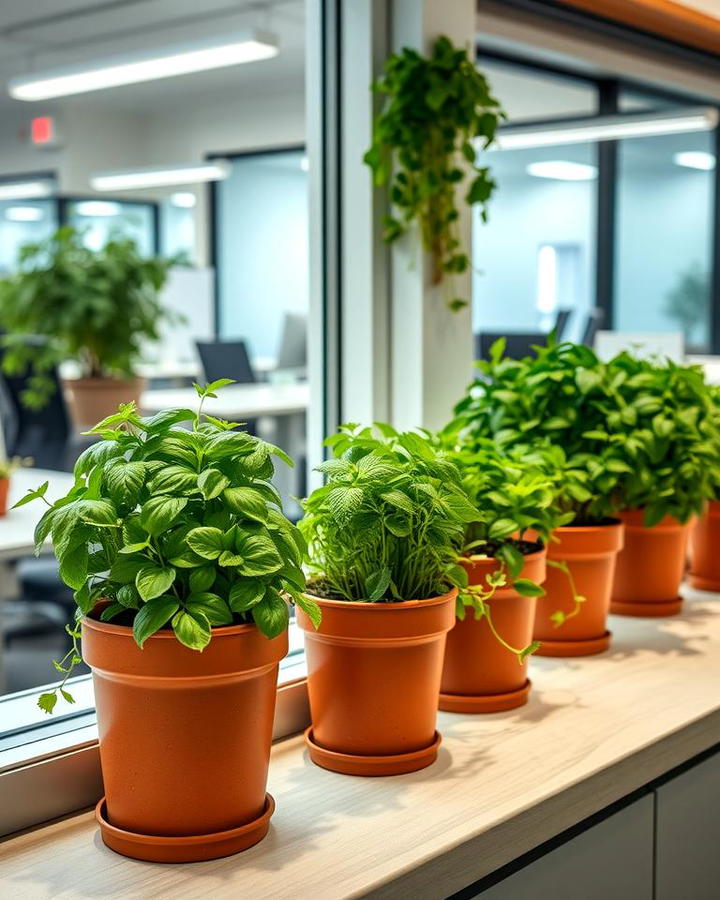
[3,586,720,900]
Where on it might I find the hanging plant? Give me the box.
[364,35,504,310]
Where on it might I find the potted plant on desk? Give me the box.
[449,340,626,653]
[0,226,177,427]
[0,456,30,516]
[688,385,720,591]
[297,424,476,776]
[18,380,319,863]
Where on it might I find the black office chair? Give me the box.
[196,339,257,433]
[581,308,605,347]
[276,313,307,374]
[475,331,548,361]
[553,308,573,341]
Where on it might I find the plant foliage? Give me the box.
[19,380,318,713]
[300,423,478,603]
[448,339,720,525]
[364,36,504,309]
[0,226,178,408]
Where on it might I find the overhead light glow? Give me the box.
[300,155,309,172]
[170,191,197,208]
[673,151,716,171]
[0,180,53,200]
[527,161,598,181]
[489,107,718,151]
[8,32,279,101]
[5,206,44,222]
[74,201,122,217]
[90,161,231,192]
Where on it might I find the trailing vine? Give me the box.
[364,35,504,310]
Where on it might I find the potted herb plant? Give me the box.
[450,340,627,652]
[297,424,476,776]
[688,385,720,591]
[437,437,562,711]
[0,226,177,426]
[603,352,720,615]
[18,380,319,863]
[0,456,30,516]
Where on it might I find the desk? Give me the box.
[0,470,75,693]
[2,587,719,898]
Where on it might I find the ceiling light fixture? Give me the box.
[90,160,231,192]
[526,160,598,181]
[489,107,718,151]
[673,151,716,171]
[74,201,122,217]
[170,192,197,208]
[0,180,54,200]
[5,206,44,222]
[8,31,278,101]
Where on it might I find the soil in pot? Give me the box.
[440,546,546,714]
[688,501,720,592]
[296,587,456,776]
[64,376,145,430]
[610,509,691,617]
[533,520,624,657]
[82,612,288,863]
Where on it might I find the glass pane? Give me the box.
[614,128,714,353]
[0,199,58,275]
[473,62,598,350]
[66,200,156,255]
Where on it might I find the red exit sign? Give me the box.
[30,116,57,146]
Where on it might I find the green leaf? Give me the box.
[238,534,283,576]
[185,593,233,626]
[136,565,176,602]
[59,543,89,591]
[252,588,289,638]
[186,526,225,560]
[293,592,322,629]
[132,596,180,648]
[12,481,49,510]
[197,468,229,500]
[488,518,518,540]
[109,554,146,584]
[148,464,198,495]
[38,692,57,714]
[222,487,269,522]
[117,584,140,609]
[513,578,545,598]
[140,408,196,430]
[139,496,188,536]
[104,461,146,507]
[229,578,265,612]
[365,567,391,602]
[189,566,216,593]
[99,601,125,622]
[172,609,212,650]
[518,640,541,662]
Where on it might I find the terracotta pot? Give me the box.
[0,478,9,516]
[440,549,546,713]
[610,509,691,617]
[688,500,720,591]
[533,521,624,657]
[82,614,287,862]
[296,588,456,776]
[64,376,145,429]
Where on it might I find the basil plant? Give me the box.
[20,380,319,713]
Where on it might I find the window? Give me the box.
[65,199,158,255]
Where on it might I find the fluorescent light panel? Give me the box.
[491,107,718,151]
[74,201,122,217]
[170,191,196,208]
[527,160,598,181]
[673,151,716,171]
[8,31,278,101]
[5,206,44,222]
[90,160,231,192]
[0,180,53,200]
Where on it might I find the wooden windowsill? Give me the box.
[3,586,720,899]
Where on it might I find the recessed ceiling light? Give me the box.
[74,201,122,217]
[0,180,53,200]
[526,161,598,181]
[8,31,279,101]
[170,192,197,208]
[673,151,716,171]
[5,206,44,222]
[90,161,231,191]
[300,156,309,172]
[490,107,718,151]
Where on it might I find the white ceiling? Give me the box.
[0,0,306,116]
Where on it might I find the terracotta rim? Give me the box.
[687,573,720,592]
[302,589,455,612]
[438,679,531,714]
[610,597,683,618]
[304,727,441,776]
[84,615,259,640]
[95,794,275,863]
[534,631,612,658]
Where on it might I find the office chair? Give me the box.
[276,313,307,373]
[581,308,605,347]
[475,332,548,361]
[196,339,257,433]
[196,339,257,385]
[553,308,573,341]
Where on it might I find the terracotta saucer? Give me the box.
[439,679,531,714]
[687,574,720,592]
[535,631,611,658]
[304,727,441,776]
[610,596,683,617]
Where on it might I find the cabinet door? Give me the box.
[655,753,720,900]
[475,795,654,900]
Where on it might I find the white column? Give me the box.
[389,0,476,432]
